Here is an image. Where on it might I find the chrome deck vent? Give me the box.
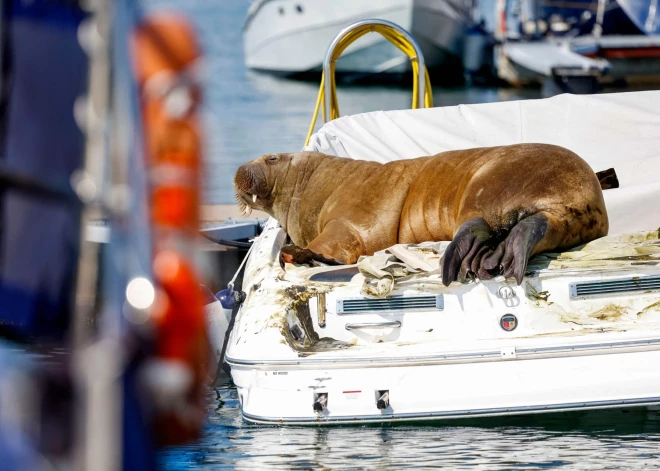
[336,295,443,314]
[570,275,660,299]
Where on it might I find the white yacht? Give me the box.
[243,0,473,81]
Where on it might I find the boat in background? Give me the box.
[483,0,660,91]
[411,0,476,80]
[494,0,659,39]
[536,0,660,36]
[243,0,473,84]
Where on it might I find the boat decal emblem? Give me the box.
[500,314,517,332]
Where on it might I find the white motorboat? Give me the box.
[243,0,472,81]
[212,88,660,425]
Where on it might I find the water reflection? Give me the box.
[160,388,660,470]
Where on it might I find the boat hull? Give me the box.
[230,345,660,424]
[411,0,472,61]
[244,0,414,75]
[224,221,660,425]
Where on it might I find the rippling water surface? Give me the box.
[160,387,660,470]
[147,1,660,468]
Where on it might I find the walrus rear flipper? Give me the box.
[443,213,551,286]
[442,217,496,286]
[483,213,550,285]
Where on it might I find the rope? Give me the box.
[228,238,256,289]
[304,24,434,146]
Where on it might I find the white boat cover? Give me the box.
[304,91,660,236]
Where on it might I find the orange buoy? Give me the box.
[131,13,210,446]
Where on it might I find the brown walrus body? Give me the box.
[234,144,608,285]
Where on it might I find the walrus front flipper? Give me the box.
[442,217,495,287]
[280,244,345,268]
[305,220,366,266]
[482,213,550,285]
[280,221,366,268]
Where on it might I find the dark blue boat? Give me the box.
[613,0,660,34]
[535,0,660,36]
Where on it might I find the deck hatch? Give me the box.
[336,295,443,314]
[570,275,660,299]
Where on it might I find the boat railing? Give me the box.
[305,19,433,146]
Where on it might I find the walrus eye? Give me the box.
[266,154,279,164]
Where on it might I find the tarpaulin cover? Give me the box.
[304,91,660,237]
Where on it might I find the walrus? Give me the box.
[234,144,609,286]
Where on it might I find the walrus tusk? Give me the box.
[244,204,252,216]
[252,194,257,203]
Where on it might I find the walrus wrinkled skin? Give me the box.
[234,144,608,286]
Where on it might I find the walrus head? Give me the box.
[234,153,293,216]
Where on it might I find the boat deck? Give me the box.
[226,227,660,367]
